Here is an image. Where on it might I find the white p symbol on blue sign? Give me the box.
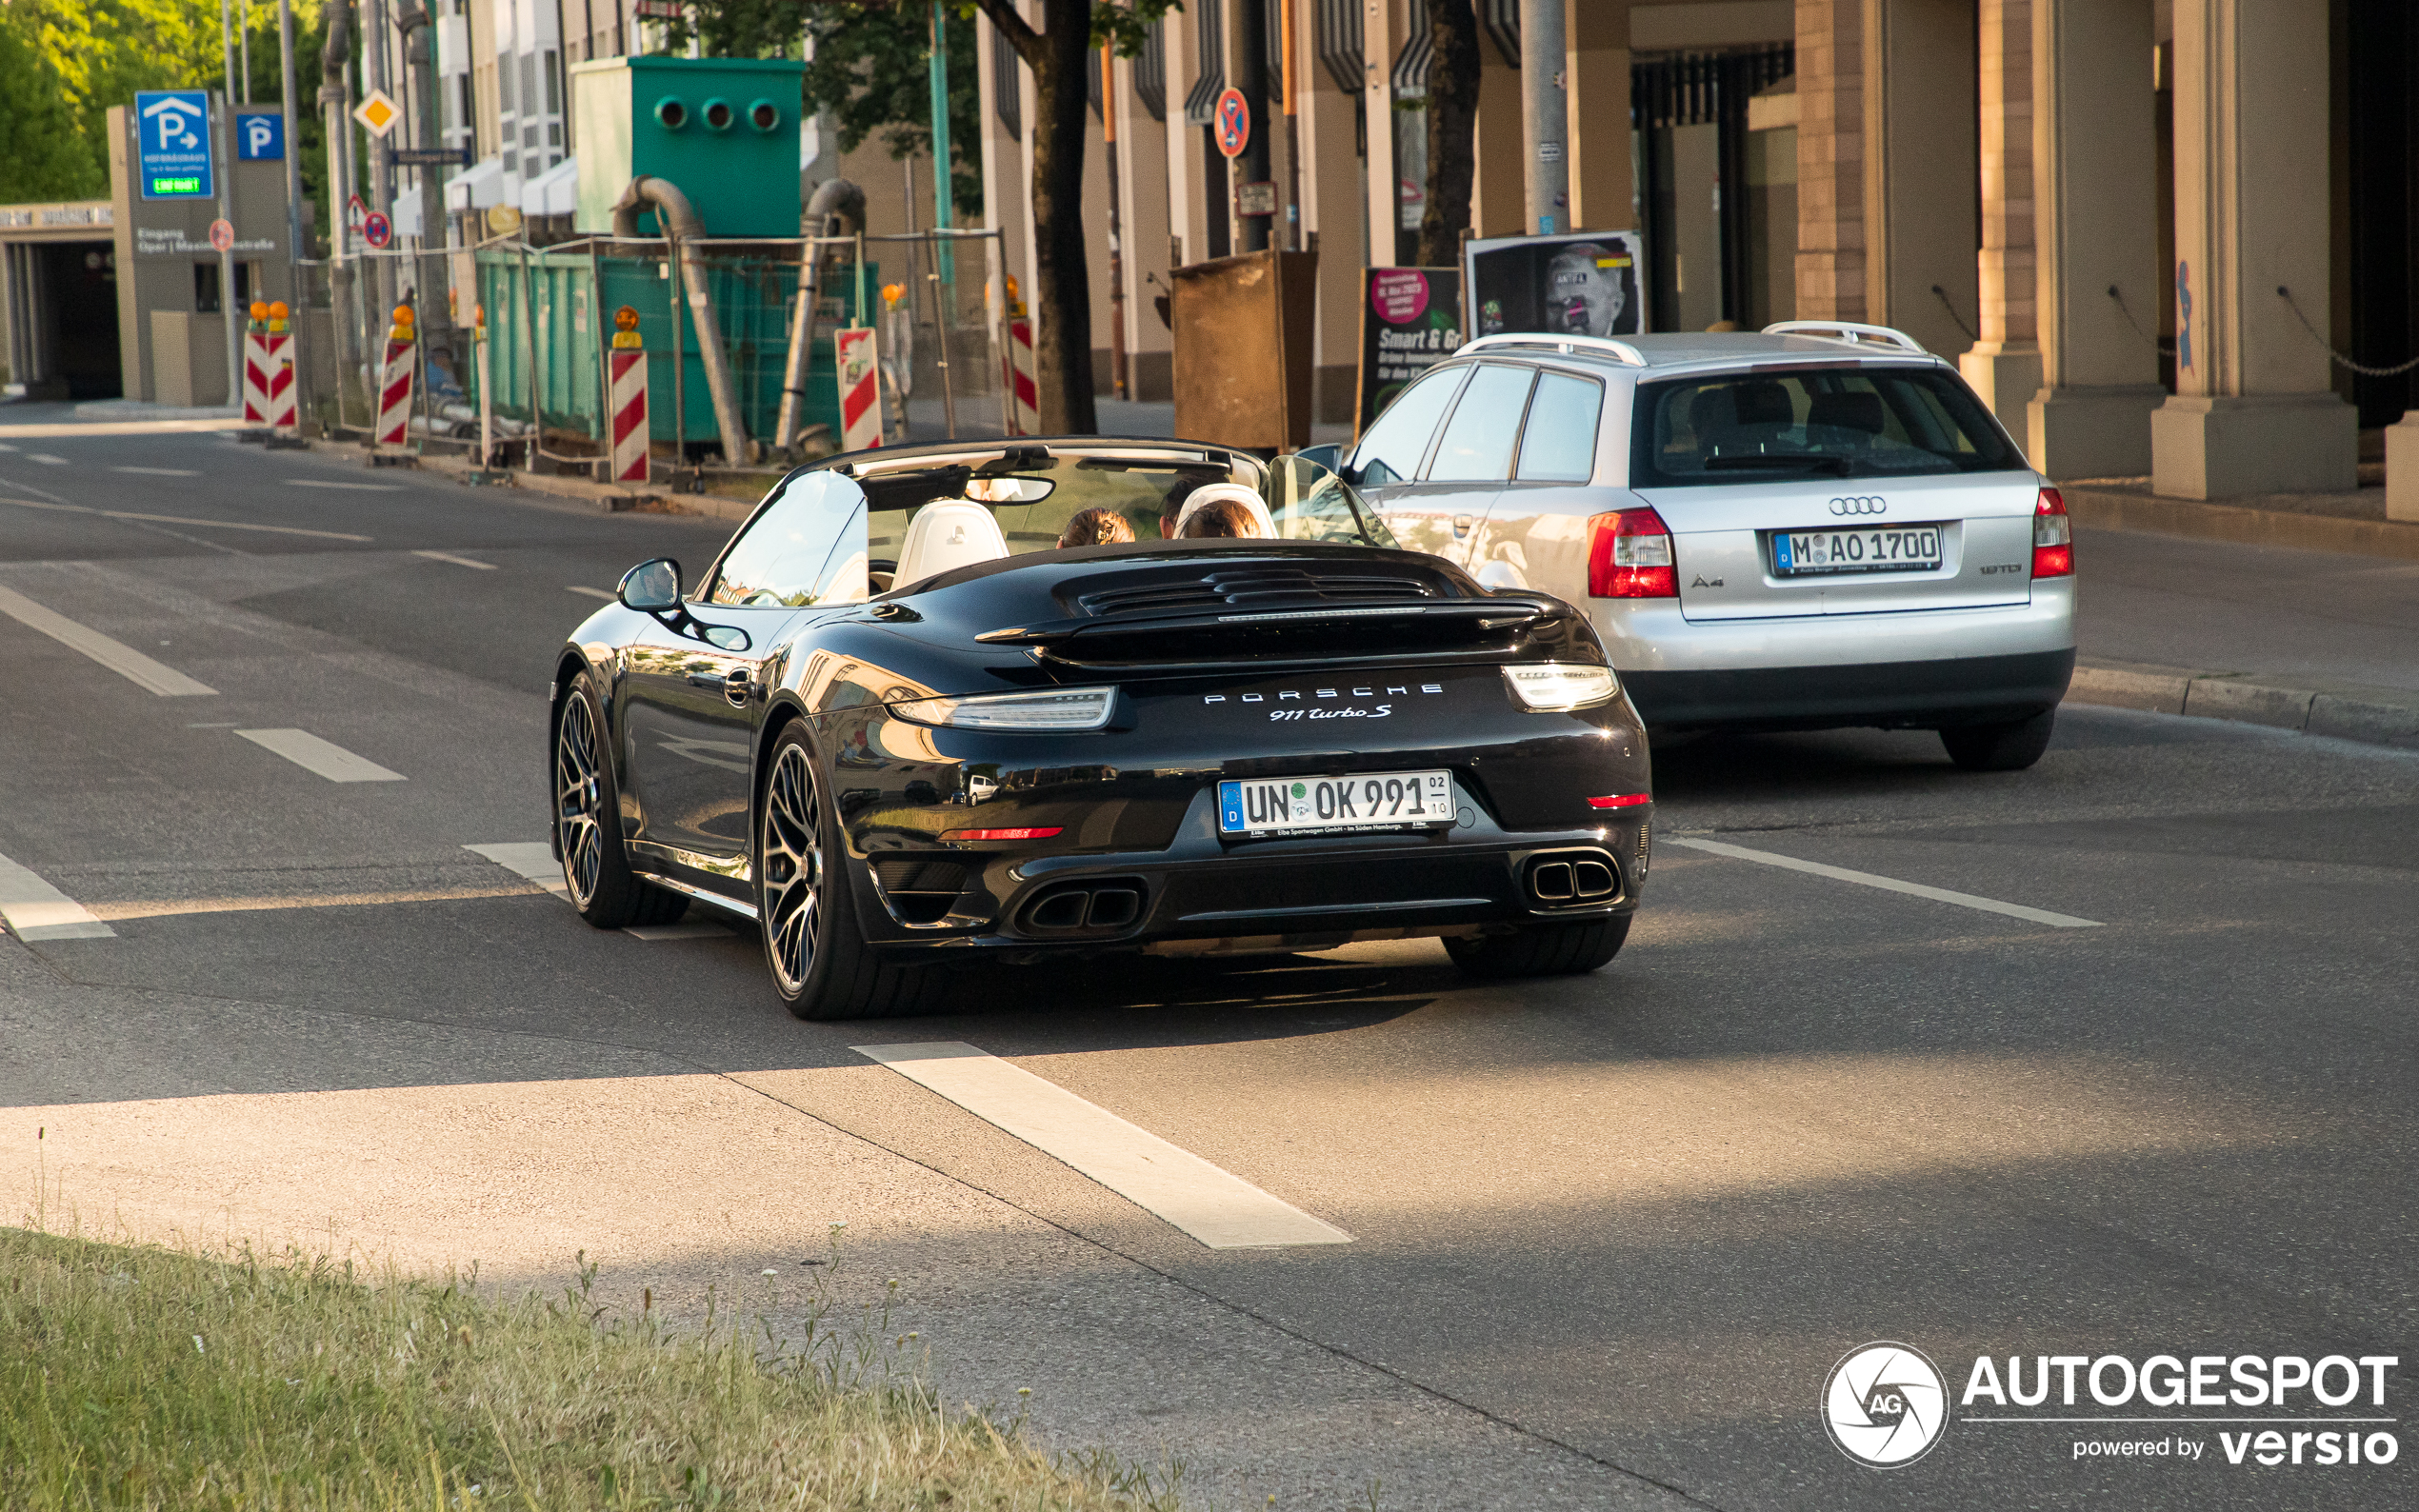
[237,113,283,161]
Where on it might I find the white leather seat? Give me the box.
[1174,482,1277,538]
[893,500,1010,586]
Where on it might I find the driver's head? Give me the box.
[1178,498,1262,538]
[1056,507,1136,548]
[1548,244,1628,335]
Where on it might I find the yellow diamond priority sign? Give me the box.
[352,90,403,139]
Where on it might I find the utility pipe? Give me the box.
[610,175,752,466]
[773,177,864,458]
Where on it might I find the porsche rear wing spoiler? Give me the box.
[972,594,1569,647]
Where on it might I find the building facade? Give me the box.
[974,0,2414,496]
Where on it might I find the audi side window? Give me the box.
[1349,367,1469,487]
[1514,371,1606,482]
[1425,364,1537,482]
[707,472,872,607]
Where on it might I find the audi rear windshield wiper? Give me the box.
[1703,454,1854,476]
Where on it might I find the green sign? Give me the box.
[150,175,204,196]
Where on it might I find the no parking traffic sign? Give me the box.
[1213,88,1249,159]
[362,211,393,250]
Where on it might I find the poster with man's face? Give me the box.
[1463,229,1648,340]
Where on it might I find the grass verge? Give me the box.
[1,1227,1177,1510]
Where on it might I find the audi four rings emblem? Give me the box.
[1829,496,1888,516]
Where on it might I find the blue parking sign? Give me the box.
[136,90,214,199]
[235,111,284,161]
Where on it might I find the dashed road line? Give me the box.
[287,480,403,491]
[567,586,616,600]
[29,453,69,466]
[235,729,406,784]
[464,842,570,900]
[411,549,497,570]
[111,467,202,477]
[1665,835,2104,929]
[0,850,114,941]
[855,1041,1356,1250]
[1,494,372,541]
[0,583,218,696]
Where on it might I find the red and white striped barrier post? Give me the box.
[1006,314,1039,436]
[260,301,304,448]
[834,326,883,452]
[373,304,417,454]
[240,301,270,428]
[608,304,649,485]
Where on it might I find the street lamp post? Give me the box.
[1520,0,1568,235]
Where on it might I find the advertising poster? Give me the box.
[1463,229,1648,341]
[1355,267,1464,436]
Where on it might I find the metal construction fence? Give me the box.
[287,227,1016,471]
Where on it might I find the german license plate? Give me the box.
[1772,525,1944,576]
[1218,769,1453,836]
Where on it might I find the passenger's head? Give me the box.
[1178,498,1263,538]
[1056,507,1137,549]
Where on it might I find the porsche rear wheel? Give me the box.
[758,723,947,1020]
[555,672,688,929]
[1445,915,1629,979]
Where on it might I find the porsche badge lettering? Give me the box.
[1203,683,1444,715]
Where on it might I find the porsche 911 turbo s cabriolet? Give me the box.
[549,438,1654,1019]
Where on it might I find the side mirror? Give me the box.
[618,557,682,610]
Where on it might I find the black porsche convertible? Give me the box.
[550,438,1653,1019]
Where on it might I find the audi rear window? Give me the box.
[1629,366,2025,487]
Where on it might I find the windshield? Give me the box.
[706,446,1396,607]
[1630,366,2026,487]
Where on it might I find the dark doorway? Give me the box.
[36,241,123,399]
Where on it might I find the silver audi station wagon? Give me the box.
[1338,322,2076,771]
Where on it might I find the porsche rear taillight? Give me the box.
[1587,507,1677,598]
[2032,487,2073,578]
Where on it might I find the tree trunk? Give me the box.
[978,0,1098,434]
[1027,0,1097,432]
[1417,0,1481,269]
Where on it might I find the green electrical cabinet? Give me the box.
[571,55,807,238]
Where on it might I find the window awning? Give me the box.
[521,154,577,217]
[445,158,504,210]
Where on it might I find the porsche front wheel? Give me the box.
[757,723,946,1020]
[554,672,688,929]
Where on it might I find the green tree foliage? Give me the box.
[0,16,100,200]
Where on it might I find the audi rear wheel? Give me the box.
[1940,708,2056,772]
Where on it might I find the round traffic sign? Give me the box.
[362,210,392,249]
[1213,87,1250,159]
[207,218,234,252]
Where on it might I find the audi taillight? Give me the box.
[2032,487,2073,579]
[1586,507,1677,598]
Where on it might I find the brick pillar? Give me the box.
[2027,0,2165,479]
[1860,0,1979,357]
[1959,0,2040,439]
[2150,0,2357,497]
[1794,0,1867,322]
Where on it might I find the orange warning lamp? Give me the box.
[388,304,416,343]
[610,304,643,349]
[249,300,270,323]
[269,300,289,320]
[391,305,415,327]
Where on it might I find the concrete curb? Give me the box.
[2067,658,2419,750]
[2064,487,2419,561]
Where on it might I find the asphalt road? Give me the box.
[2,415,2412,1510]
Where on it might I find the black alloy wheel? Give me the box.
[554,671,688,928]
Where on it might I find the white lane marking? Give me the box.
[625,922,732,941]
[855,1042,1354,1249]
[567,586,616,600]
[0,584,219,697]
[0,443,15,450]
[1666,836,2105,929]
[411,549,497,570]
[0,849,115,941]
[0,420,239,438]
[29,454,70,466]
[235,729,406,784]
[111,467,201,477]
[287,480,403,491]
[463,842,570,900]
[1,494,372,542]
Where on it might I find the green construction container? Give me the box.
[471,249,880,453]
[572,55,807,237]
